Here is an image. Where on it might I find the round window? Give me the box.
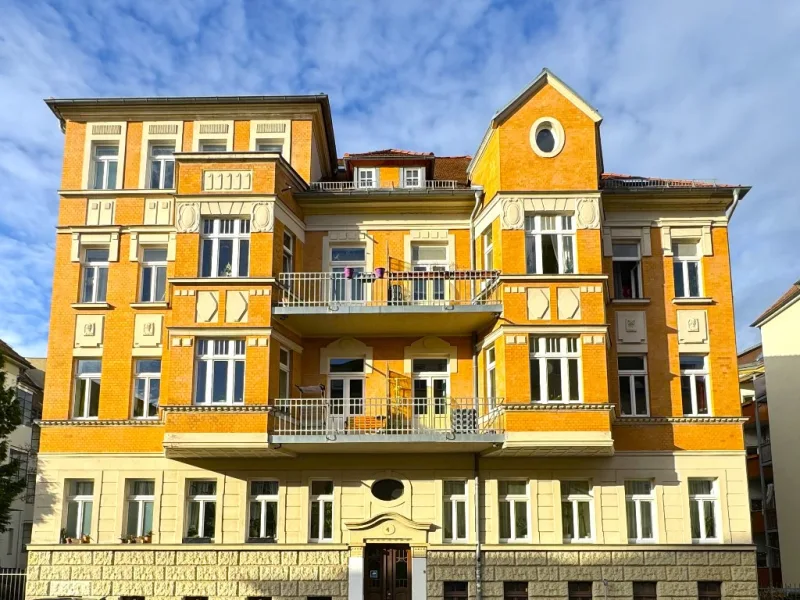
[372,479,405,501]
[535,125,556,153]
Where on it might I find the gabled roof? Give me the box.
[752,280,800,328]
[342,149,434,161]
[492,68,602,127]
[0,339,34,371]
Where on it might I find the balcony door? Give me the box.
[411,244,448,303]
[411,358,449,430]
[330,246,367,304]
[328,358,365,432]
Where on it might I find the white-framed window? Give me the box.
[612,242,643,299]
[309,480,333,542]
[689,479,719,542]
[21,522,31,553]
[412,357,449,416]
[194,339,245,405]
[680,355,710,415]
[248,480,279,541]
[483,228,494,270]
[356,167,377,189]
[524,214,575,274]
[618,355,649,416]
[529,336,580,402]
[278,347,291,398]
[486,345,497,408]
[625,480,655,543]
[200,140,227,152]
[139,247,167,302]
[81,248,109,303]
[411,243,449,302]
[673,241,703,298]
[73,359,101,419]
[402,167,424,188]
[147,143,175,189]
[561,480,593,542]
[328,358,366,429]
[330,246,367,303]
[64,480,94,540]
[91,144,119,190]
[133,359,161,419]
[443,480,468,542]
[498,480,528,542]
[200,218,250,277]
[185,480,216,540]
[282,231,294,273]
[125,480,155,537]
[257,139,284,153]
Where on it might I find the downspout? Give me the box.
[725,188,741,220]
[474,452,482,600]
[752,373,773,589]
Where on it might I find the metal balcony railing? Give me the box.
[309,180,468,191]
[276,270,501,308]
[271,397,505,437]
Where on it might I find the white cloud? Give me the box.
[0,0,797,356]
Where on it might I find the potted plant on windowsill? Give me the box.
[143,531,153,543]
[60,528,68,544]
[79,534,92,544]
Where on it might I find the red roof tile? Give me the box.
[432,156,471,184]
[343,149,434,158]
[752,281,800,326]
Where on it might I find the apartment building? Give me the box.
[28,69,757,600]
[751,282,800,585]
[0,340,43,569]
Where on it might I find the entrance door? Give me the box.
[411,358,449,431]
[328,375,365,433]
[411,244,448,303]
[364,545,411,600]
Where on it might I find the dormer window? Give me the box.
[403,167,425,188]
[356,168,377,189]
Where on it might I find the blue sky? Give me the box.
[0,0,797,357]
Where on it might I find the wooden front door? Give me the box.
[364,545,411,600]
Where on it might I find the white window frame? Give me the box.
[402,166,425,188]
[329,246,368,304]
[625,480,656,543]
[529,336,581,402]
[248,480,279,541]
[689,479,720,543]
[618,355,649,416]
[200,218,251,278]
[125,480,155,537]
[356,167,377,189]
[185,480,217,540]
[524,214,576,274]
[133,359,161,419]
[6,528,13,554]
[73,359,101,419]
[483,228,494,270]
[282,231,294,273]
[90,143,119,190]
[612,242,643,299]
[309,480,334,542]
[498,480,529,543]
[147,142,175,189]
[199,140,228,152]
[139,247,168,303]
[256,138,284,153]
[673,241,703,298]
[278,347,291,399]
[486,346,497,409]
[443,480,468,543]
[81,248,109,303]
[194,339,246,405]
[561,480,594,543]
[64,480,94,540]
[680,355,711,416]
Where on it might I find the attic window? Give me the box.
[530,117,565,158]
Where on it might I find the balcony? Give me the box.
[274,270,502,335]
[308,180,470,192]
[270,397,505,452]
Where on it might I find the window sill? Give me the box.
[130,302,169,309]
[58,188,176,197]
[182,537,214,544]
[610,298,650,305]
[71,302,112,310]
[673,297,714,305]
[170,277,276,286]
[619,413,651,418]
[246,537,277,544]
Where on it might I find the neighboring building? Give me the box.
[752,281,800,585]
[738,344,781,587]
[0,340,43,569]
[28,69,757,599]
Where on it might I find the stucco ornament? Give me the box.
[575,197,600,229]
[176,202,201,233]
[501,198,525,230]
[250,202,274,232]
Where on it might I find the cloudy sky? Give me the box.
[0,0,797,357]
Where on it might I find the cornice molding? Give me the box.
[502,402,614,412]
[161,405,272,413]
[38,419,163,427]
[615,417,747,425]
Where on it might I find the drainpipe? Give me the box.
[752,373,773,589]
[474,452,482,600]
[725,188,741,220]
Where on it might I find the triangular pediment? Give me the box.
[345,512,433,532]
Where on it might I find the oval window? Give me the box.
[535,125,556,153]
[372,479,404,501]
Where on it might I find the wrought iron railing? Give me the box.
[0,569,26,600]
[276,270,501,308]
[271,397,505,436]
[309,180,468,191]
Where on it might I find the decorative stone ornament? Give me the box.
[250,202,274,232]
[575,197,600,229]
[176,202,201,233]
[501,198,525,230]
